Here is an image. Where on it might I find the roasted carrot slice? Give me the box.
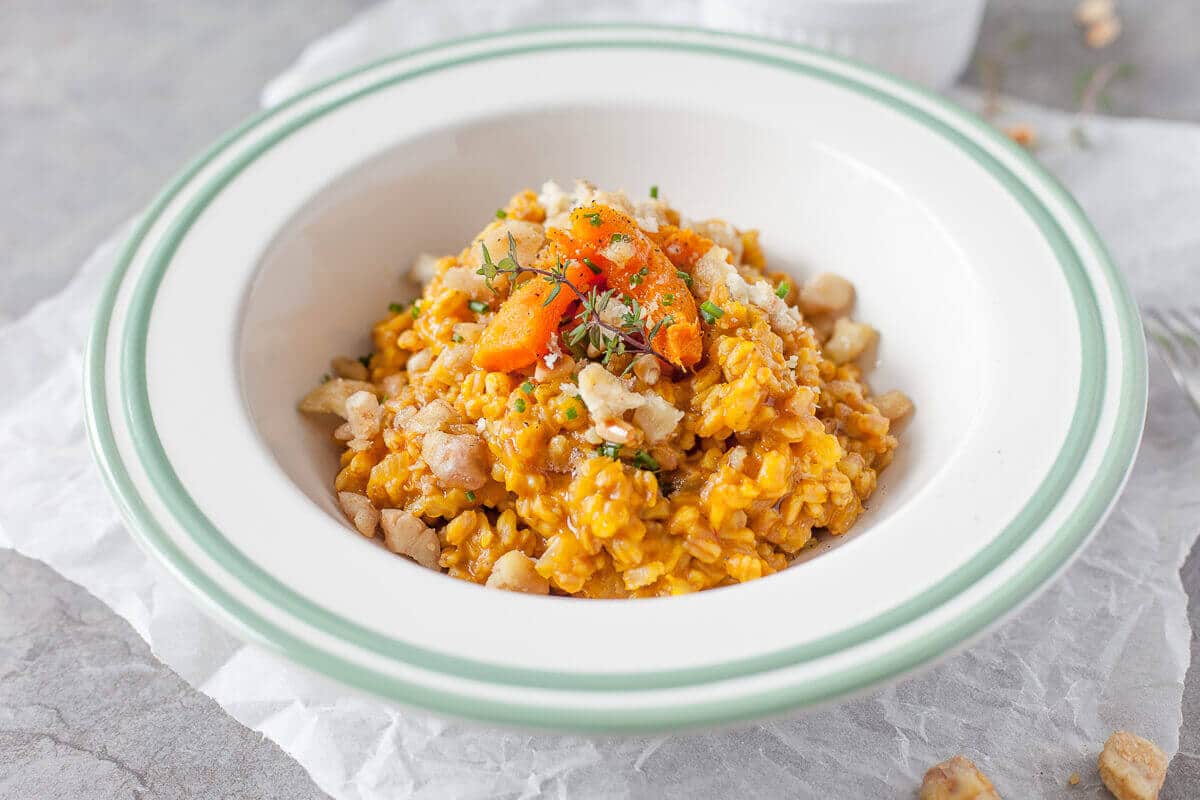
[566,206,702,368]
[473,239,599,372]
[475,207,705,372]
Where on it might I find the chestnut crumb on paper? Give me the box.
[919,755,1001,800]
[1098,731,1168,800]
[1073,0,1122,49]
[1004,124,1038,150]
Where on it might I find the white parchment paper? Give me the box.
[2,5,1199,798]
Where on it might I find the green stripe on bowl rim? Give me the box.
[85,26,1147,730]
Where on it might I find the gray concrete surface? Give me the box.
[0,0,374,321]
[1,1,1197,797]
[0,554,326,799]
[964,0,1200,122]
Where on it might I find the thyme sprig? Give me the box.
[477,234,673,368]
[565,289,675,369]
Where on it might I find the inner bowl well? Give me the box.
[240,104,981,569]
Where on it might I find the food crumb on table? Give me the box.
[1098,731,1168,800]
[1004,123,1038,149]
[1073,0,1122,49]
[919,755,1001,800]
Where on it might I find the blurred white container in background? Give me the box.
[705,0,987,89]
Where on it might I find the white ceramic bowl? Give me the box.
[85,25,1146,732]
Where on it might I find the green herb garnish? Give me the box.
[632,449,660,472]
[649,185,659,199]
[465,490,476,501]
[474,233,674,368]
[646,314,674,343]
[468,300,489,314]
[597,442,621,459]
[775,281,790,299]
[583,258,602,275]
[514,398,527,413]
[388,302,405,314]
[495,208,507,219]
[452,333,464,343]
[585,211,603,226]
[565,406,578,420]
[629,266,648,287]
[411,301,421,319]
[521,380,534,395]
[676,269,693,288]
[611,232,627,243]
[661,293,674,306]
[700,301,724,324]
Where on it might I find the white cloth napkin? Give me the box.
[3,5,1200,798]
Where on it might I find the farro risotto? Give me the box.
[298,180,912,598]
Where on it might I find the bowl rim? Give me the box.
[84,23,1147,730]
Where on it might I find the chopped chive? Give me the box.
[597,442,621,459]
[468,300,489,314]
[662,293,675,306]
[676,269,693,288]
[649,185,659,199]
[565,406,578,420]
[465,490,476,501]
[357,354,372,368]
[521,380,534,395]
[611,232,627,243]
[632,449,660,472]
[514,398,526,413]
[583,258,602,275]
[700,300,724,324]
[388,302,404,313]
[585,212,602,226]
[775,281,790,299]
[411,301,421,319]
[452,333,464,343]
[495,208,507,219]
[629,266,648,287]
